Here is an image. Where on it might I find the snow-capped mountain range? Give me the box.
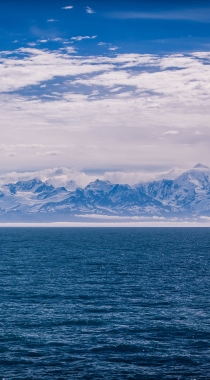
[0,164,210,221]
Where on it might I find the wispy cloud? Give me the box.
[109,8,210,22]
[0,144,62,151]
[27,42,37,47]
[61,46,76,53]
[47,19,58,22]
[163,131,180,136]
[86,6,95,14]
[108,46,119,51]
[71,35,97,41]
[62,5,73,10]
[36,151,62,156]
[39,39,48,43]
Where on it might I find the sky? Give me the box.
[1,0,210,182]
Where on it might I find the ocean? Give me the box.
[0,227,210,379]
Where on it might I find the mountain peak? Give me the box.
[86,179,112,187]
[193,163,209,169]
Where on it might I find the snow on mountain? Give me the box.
[0,164,210,221]
[136,164,210,215]
[84,179,114,197]
[3,179,43,194]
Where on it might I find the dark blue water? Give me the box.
[0,228,210,379]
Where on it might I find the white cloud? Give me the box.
[86,6,95,14]
[110,87,123,92]
[36,151,62,156]
[200,216,210,221]
[71,35,97,41]
[63,46,76,53]
[75,214,166,221]
[0,144,47,151]
[108,46,119,51]
[163,131,180,136]
[90,90,99,96]
[62,6,73,9]
[0,48,113,92]
[0,167,96,190]
[47,19,58,22]
[27,42,37,47]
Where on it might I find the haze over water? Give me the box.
[0,227,210,379]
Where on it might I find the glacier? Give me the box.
[0,164,210,222]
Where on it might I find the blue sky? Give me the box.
[0,0,210,179]
[2,0,210,53]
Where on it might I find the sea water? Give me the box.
[0,227,210,379]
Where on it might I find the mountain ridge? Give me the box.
[0,164,210,221]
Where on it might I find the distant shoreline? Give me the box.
[0,222,210,227]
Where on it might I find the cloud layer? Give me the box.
[0,166,186,190]
[0,48,210,173]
